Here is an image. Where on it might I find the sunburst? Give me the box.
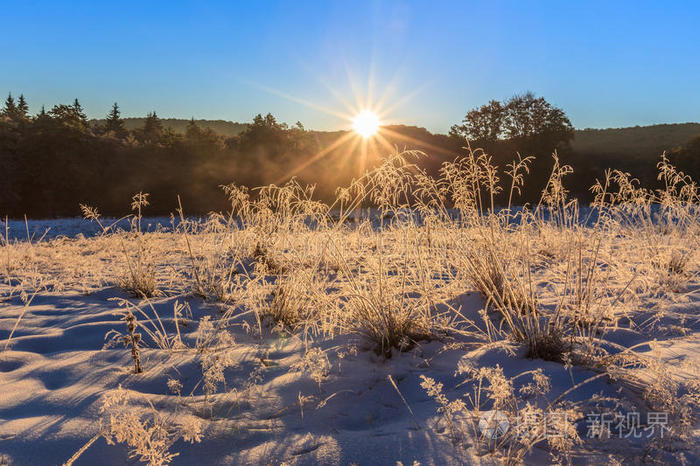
[352,110,381,138]
[255,68,430,182]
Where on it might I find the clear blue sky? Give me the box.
[1,0,698,133]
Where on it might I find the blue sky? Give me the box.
[1,0,699,132]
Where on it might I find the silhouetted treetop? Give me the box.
[136,111,164,145]
[16,94,29,121]
[185,119,224,151]
[48,98,89,132]
[450,92,574,149]
[1,93,27,122]
[103,102,127,139]
[238,113,289,153]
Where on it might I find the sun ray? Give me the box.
[359,135,369,175]
[246,81,352,121]
[247,63,437,183]
[273,131,356,185]
[374,131,399,155]
[379,80,432,118]
[316,75,357,117]
[337,134,363,174]
[344,63,369,116]
[371,70,404,115]
[366,55,377,111]
[380,127,456,157]
[368,133,383,168]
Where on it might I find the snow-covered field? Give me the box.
[1,216,179,242]
[1,154,699,465]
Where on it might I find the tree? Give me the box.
[16,94,29,120]
[48,98,89,132]
[449,99,504,143]
[264,113,285,129]
[1,93,18,120]
[450,93,575,205]
[72,98,87,121]
[237,113,287,152]
[33,106,51,130]
[104,102,127,138]
[450,92,574,150]
[136,111,164,145]
[185,118,224,151]
[503,93,573,148]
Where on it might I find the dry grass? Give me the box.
[3,147,699,465]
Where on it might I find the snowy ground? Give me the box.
[1,217,180,242]
[0,225,697,465]
[1,156,699,465]
[1,290,696,465]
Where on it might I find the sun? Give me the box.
[352,110,381,138]
[255,70,429,183]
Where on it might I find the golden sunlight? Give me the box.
[352,110,381,137]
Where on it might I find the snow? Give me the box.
[0,217,699,465]
[0,217,177,242]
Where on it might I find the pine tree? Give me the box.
[104,102,127,138]
[185,117,200,138]
[72,98,87,122]
[48,99,89,132]
[34,105,50,128]
[17,94,29,120]
[1,93,18,119]
[139,111,163,144]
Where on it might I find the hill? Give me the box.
[5,113,698,217]
[572,123,700,161]
[91,118,700,158]
[91,117,249,137]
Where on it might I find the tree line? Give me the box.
[0,95,324,217]
[1,92,697,218]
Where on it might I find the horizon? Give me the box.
[90,113,700,134]
[2,1,699,133]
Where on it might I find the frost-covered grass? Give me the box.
[1,150,699,465]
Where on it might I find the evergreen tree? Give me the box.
[264,113,280,128]
[33,105,51,130]
[104,102,127,138]
[49,99,89,132]
[137,111,164,144]
[185,118,201,139]
[17,94,29,120]
[72,98,87,121]
[185,118,223,151]
[1,93,18,120]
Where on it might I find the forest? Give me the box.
[1,92,698,218]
